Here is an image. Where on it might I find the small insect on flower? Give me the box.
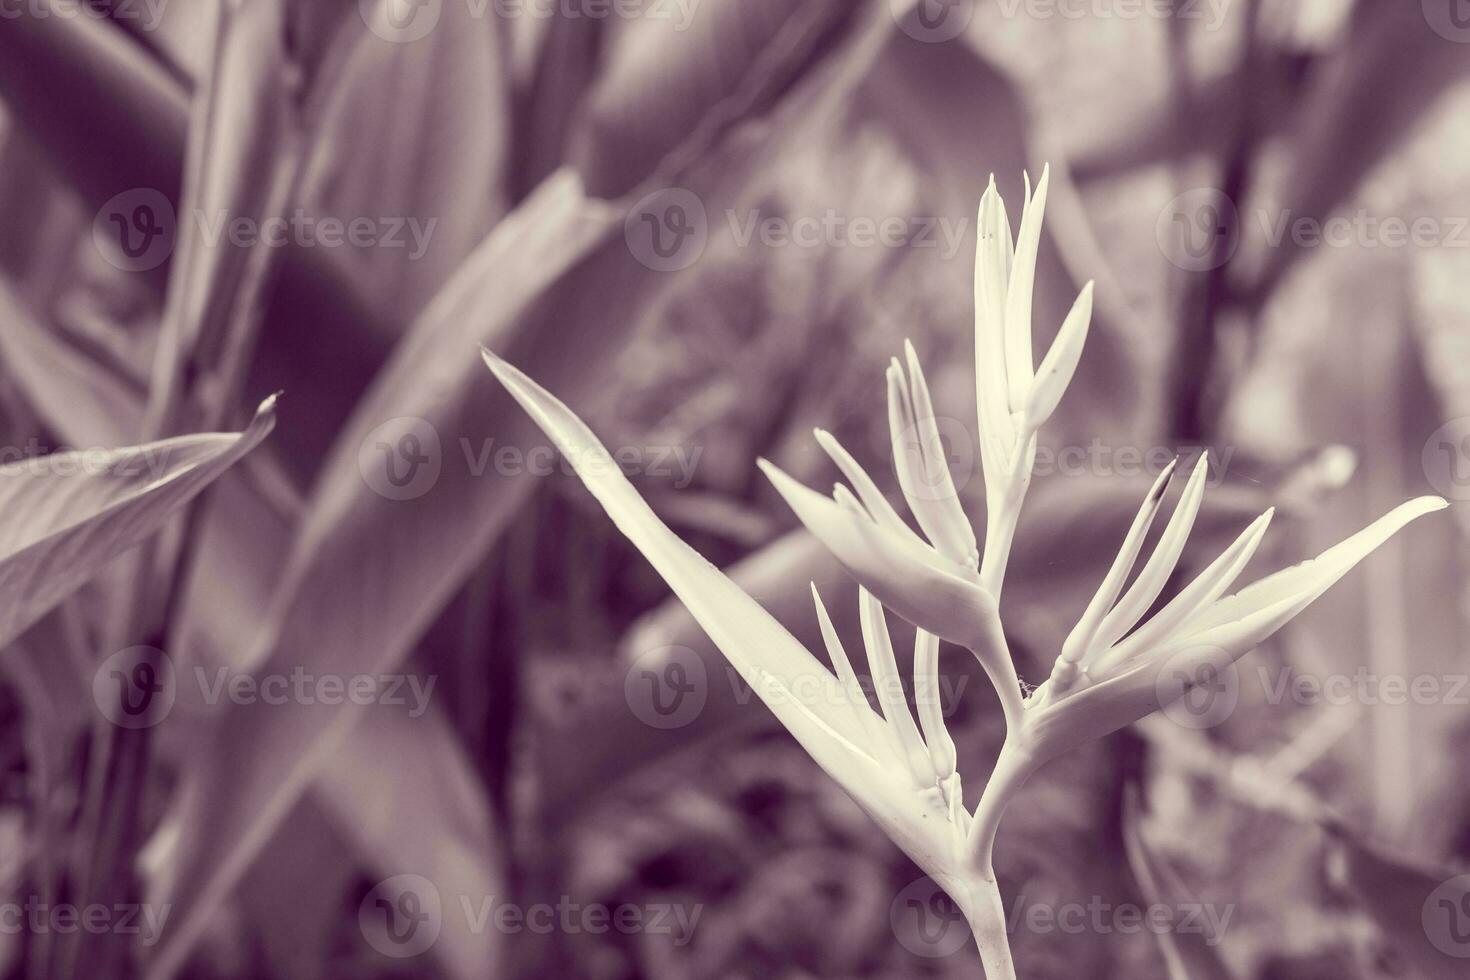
[482,167,1447,979]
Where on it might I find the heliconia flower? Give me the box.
[756,170,1094,699]
[961,473,1447,871]
[482,349,974,878]
[1022,490,1445,761]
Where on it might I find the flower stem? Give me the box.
[959,869,1017,980]
[966,740,1037,875]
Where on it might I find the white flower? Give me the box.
[482,168,1448,978]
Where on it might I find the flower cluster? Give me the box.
[482,167,1445,977]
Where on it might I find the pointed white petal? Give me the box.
[1028,495,1447,763]
[1089,454,1210,656]
[758,460,1001,655]
[1030,591,1312,763]
[1099,508,1274,670]
[482,350,876,786]
[812,584,891,767]
[1003,165,1049,411]
[975,176,1014,466]
[894,341,979,568]
[914,628,958,779]
[1056,459,1178,676]
[861,589,938,787]
[813,428,924,549]
[1024,281,1093,433]
[1179,495,1448,637]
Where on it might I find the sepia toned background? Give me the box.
[0,0,1468,977]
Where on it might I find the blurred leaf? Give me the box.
[1124,794,1238,980]
[234,801,355,980]
[1246,2,1470,303]
[1334,824,1470,980]
[0,396,274,648]
[0,272,506,980]
[0,7,397,485]
[0,3,187,282]
[568,0,851,197]
[148,170,622,980]
[0,279,147,446]
[146,0,302,435]
[296,0,512,325]
[151,4,924,966]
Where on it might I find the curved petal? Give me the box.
[758,459,1000,653]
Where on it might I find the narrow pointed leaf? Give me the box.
[974,176,1014,469]
[901,340,978,567]
[1181,496,1447,637]
[1090,455,1210,656]
[913,628,957,779]
[1025,280,1093,433]
[485,351,875,773]
[1003,165,1049,410]
[1058,459,1178,672]
[813,428,922,548]
[860,589,936,787]
[812,585,888,767]
[1103,509,1274,669]
[0,398,274,648]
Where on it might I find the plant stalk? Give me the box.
[955,868,1017,980]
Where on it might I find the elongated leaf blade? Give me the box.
[0,397,274,647]
[484,350,875,771]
